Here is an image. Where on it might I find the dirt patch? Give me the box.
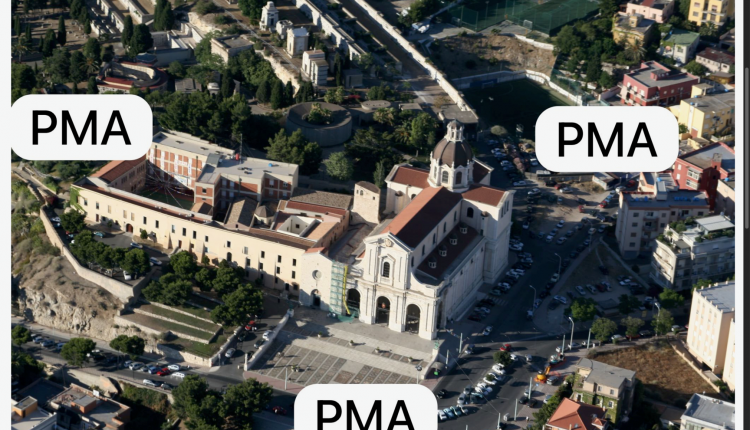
[591,342,716,405]
[430,34,557,78]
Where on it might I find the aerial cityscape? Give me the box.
[9,0,737,428]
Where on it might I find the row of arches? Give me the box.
[375,296,421,333]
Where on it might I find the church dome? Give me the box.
[432,121,472,167]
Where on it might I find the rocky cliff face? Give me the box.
[14,251,148,344]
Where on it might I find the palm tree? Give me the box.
[81,56,101,75]
[627,40,646,62]
[393,125,410,145]
[13,39,29,62]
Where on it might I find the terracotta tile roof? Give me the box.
[191,201,213,215]
[697,48,735,64]
[356,181,381,193]
[285,200,348,217]
[91,156,146,183]
[547,398,608,430]
[224,197,257,229]
[384,187,463,248]
[306,221,337,241]
[462,185,506,206]
[416,225,479,280]
[390,165,430,189]
[291,189,353,210]
[473,161,491,183]
[305,247,327,254]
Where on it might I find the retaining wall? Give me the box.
[131,308,219,343]
[155,343,217,367]
[246,309,293,370]
[669,341,721,392]
[450,68,585,105]
[148,301,216,324]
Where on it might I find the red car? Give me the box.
[500,343,512,352]
[554,184,565,190]
[626,334,640,341]
[244,320,256,330]
[599,200,608,208]
[627,179,637,187]
[272,406,287,415]
[156,368,171,376]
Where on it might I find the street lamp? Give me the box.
[568,317,575,350]
[554,253,562,276]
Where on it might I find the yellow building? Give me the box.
[687,0,734,27]
[675,83,735,139]
[686,281,734,375]
[612,13,656,47]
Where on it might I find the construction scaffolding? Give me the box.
[329,262,347,316]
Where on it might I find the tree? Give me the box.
[101,44,114,63]
[61,210,85,233]
[221,378,273,425]
[12,351,45,386]
[685,60,707,76]
[284,80,295,106]
[270,79,285,109]
[121,248,151,276]
[599,0,618,17]
[373,160,387,188]
[621,316,644,337]
[83,19,91,35]
[324,152,353,181]
[295,81,315,103]
[333,52,343,87]
[357,52,374,75]
[142,273,193,306]
[12,325,31,346]
[626,40,646,62]
[172,375,210,419]
[490,125,508,137]
[121,16,134,48]
[109,334,146,360]
[554,26,581,55]
[237,0,263,20]
[658,288,684,309]
[41,29,57,57]
[373,107,396,126]
[691,278,712,293]
[255,79,270,104]
[14,17,21,39]
[82,37,101,61]
[591,317,618,343]
[60,337,96,367]
[154,0,175,31]
[170,251,198,280]
[211,284,264,325]
[45,48,71,84]
[493,351,512,368]
[585,60,601,83]
[569,298,597,322]
[598,71,615,89]
[168,61,186,78]
[221,71,234,99]
[409,112,437,150]
[87,76,99,94]
[652,308,674,335]
[12,63,37,92]
[69,51,87,85]
[266,130,322,176]
[128,24,153,58]
[195,267,216,292]
[211,264,243,297]
[323,86,345,105]
[57,16,67,46]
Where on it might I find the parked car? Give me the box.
[130,242,143,249]
[123,271,132,281]
[50,216,61,223]
[142,379,158,387]
[611,334,624,342]
[639,330,652,337]
[156,368,171,376]
[550,273,560,282]
[556,237,567,245]
[272,406,288,415]
[160,383,173,391]
[41,339,55,348]
[438,410,448,421]
[129,362,144,370]
[225,348,236,358]
[262,330,273,340]
[149,257,162,266]
[546,375,559,385]
[254,339,265,348]
[553,295,567,305]
[436,389,447,399]
[172,372,186,378]
[482,326,493,336]
[93,231,105,238]
[167,364,181,371]
[499,343,512,352]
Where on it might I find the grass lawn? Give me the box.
[120,313,216,341]
[463,79,573,140]
[187,294,221,310]
[139,189,195,210]
[163,329,233,358]
[591,342,717,404]
[138,304,220,333]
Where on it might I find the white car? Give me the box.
[492,363,505,373]
[575,285,587,295]
[510,268,525,275]
[550,273,560,282]
[225,348,236,358]
[483,377,497,386]
[438,410,448,421]
[556,220,565,228]
[611,334,624,341]
[586,284,597,294]
[527,188,541,195]
[553,295,567,305]
[522,221,530,229]
[619,279,632,286]
[123,360,132,368]
[556,237,567,245]
[262,330,274,340]
[123,271,132,281]
[545,235,554,243]
[149,257,162,266]
[172,372,186,378]
[51,216,61,223]
[509,353,519,361]
[482,326,493,336]
[497,282,511,289]
[513,181,527,187]
[510,244,523,251]
[129,362,144,370]
[167,364,181,371]
[143,379,158,387]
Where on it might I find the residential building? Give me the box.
[545,398,610,430]
[302,50,329,87]
[615,174,709,258]
[625,0,675,22]
[674,84,735,139]
[722,317,735,390]
[48,384,131,429]
[680,393,735,430]
[11,397,56,430]
[671,142,735,208]
[714,178,734,220]
[300,121,512,339]
[696,48,735,73]
[210,35,254,63]
[651,216,735,289]
[687,0,734,27]
[619,61,699,106]
[572,359,636,424]
[686,281,735,374]
[658,28,700,64]
[718,28,735,50]
[612,13,656,47]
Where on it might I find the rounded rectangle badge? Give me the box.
[10,94,153,161]
[535,106,679,173]
[295,384,438,430]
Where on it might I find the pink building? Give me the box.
[625,0,675,23]
[619,61,699,106]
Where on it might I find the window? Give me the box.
[411,257,414,267]
[131,213,134,221]
[155,220,159,228]
[608,401,614,408]
[261,251,265,258]
[226,241,231,248]
[192,231,196,239]
[455,171,462,184]
[629,242,635,247]
[276,267,281,274]
[107,205,111,214]
[245,258,251,267]
[422,245,425,256]
[278,256,282,263]
[182,228,187,236]
[633,213,639,217]
[124,210,127,218]
[204,246,209,253]
[96,202,99,210]
[259,262,264,270]
[143,216,147,225]
[205,236,208,242]
[172,225,176,233]
[292,271,296,279]
[467,207,474,218]
[443,222,447,233]
[609,389,614,395]
[441,171,449,184]
[293,259,297,266]
[432,234,436,244]
[202,188,207,193]
[381,261,391,278]
[243,247,248,255]
[632,223,638,227]
[630,233,636,237]
[598,386,602,392]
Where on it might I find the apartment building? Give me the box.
[696,48,735,73]
[681,394,735,430]
[687,0,734,27]
[48,384,131,429]
[722,317,735,390]
[651,215,735,289]
[625,0,675,23]
[672,142,735,208]
[615,174,710,258]
[11,397,56,430]
[572,359,636,424]
[714,178,734,219]
[612,13,656,47]
[686,281,734,375]
[658,28,700,64]
[674,84,735,139]
[619,61,699,106]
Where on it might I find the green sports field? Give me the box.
[463,79,573,140]
[139,188,195,210]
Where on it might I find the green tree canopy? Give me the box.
[621,316,645,337]
[128,24,153,58]
[493,351,512,367]
[61,210,85,233]
[57,16,67,46]
[658,288,684,309]
[652,308,674,335]
[109,335,146,360]
[143,273,193,306]
[569,298,597,322]
[266,130,322,176]
[685,60,707,76]
[60,337,96,366]
[617,294,641,315]
[172,374,210,419]
[324,152,353,181]
[170,251,198,280]
[591,317,618,343]
[12,325,32,346]
[220,378,274,425]
[211,284,264,326]
[12,351,45,386]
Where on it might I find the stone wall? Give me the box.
[246,309,293,370]
[155,343,217,367]
[130,308,219,343]
[148,302,216,324]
